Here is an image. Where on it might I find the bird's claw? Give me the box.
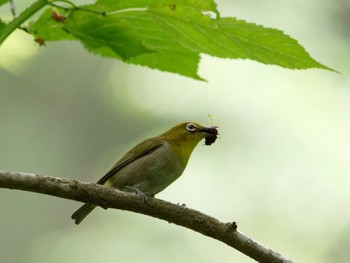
[125,186,153,204]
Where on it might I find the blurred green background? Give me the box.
[1,1,350,262]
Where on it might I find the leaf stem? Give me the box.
[0,0,48,45]
[50,0,106,16]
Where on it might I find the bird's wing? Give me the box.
[96,138,164,185]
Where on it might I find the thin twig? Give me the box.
[0,170,293,263]
[9,0,16,16]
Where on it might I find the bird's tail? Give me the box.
[71,203,97,225]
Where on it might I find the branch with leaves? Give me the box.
[0,170,293,263]
[0,0,333,80]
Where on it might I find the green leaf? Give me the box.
[117,3,329,70]
[64,11,151,60]
[96,0,219,16]
[214,18,329,70]
[0,0,10,7]
[130,50,202,80]
[28,9,74,41]
[27,0,333,79]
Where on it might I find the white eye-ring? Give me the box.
[186,123,197,132]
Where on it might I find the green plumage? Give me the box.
[71,122,217,224]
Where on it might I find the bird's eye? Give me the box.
[186,123,197,132]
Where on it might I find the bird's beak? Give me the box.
[200,126,218,136]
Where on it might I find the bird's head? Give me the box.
[161,122,218,150]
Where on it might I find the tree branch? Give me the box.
[0,170,293,263]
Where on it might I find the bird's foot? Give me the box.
[124,186,153,204]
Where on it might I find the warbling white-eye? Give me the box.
[71,122,218,224]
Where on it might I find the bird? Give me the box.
[71,122,218,224]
